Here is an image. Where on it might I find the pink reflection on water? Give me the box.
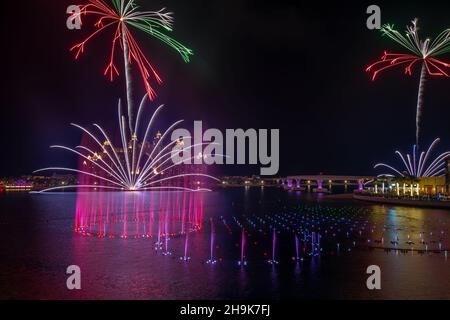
[74,191,205,240]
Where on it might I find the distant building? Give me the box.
[22,174,77,191]
[3,179,33,192]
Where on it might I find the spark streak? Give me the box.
[374,138,450,178]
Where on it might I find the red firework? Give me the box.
[70,0,192,100]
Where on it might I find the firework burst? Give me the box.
[33,95,219,193]
[70,0,193,130]
[366,19,450,145]
[374,138,450,178]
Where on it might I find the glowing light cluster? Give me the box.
[374,138,450,178]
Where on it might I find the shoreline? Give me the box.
[353,194,450,209]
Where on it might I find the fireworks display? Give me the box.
[374,138,450,178]
[33,95,219,192]
[366,19,450,145]
[34,1,213,193]
[70,0,193,129]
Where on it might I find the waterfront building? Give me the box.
[418,176,447,195]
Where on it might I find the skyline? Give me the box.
[1,0,450,178]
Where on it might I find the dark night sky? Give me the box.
[1,0,449,177]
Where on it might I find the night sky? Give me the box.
[1,0,449,178]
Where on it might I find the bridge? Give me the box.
[280,175,375,191]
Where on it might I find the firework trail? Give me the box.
[70,0,193,131]
[366,19,450,146]
[33,95,219,192]
[374,138,450,178]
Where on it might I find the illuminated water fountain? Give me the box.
[206,218,217,264]
[74,191,205,243]
[238,227,247,266]
[268,228,279,265]
[180,230,190,261]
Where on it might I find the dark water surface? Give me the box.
[0,188,449,299]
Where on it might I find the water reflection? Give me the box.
[74,191,204,240]
[1,188,449,299]
[72,189,449,266]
